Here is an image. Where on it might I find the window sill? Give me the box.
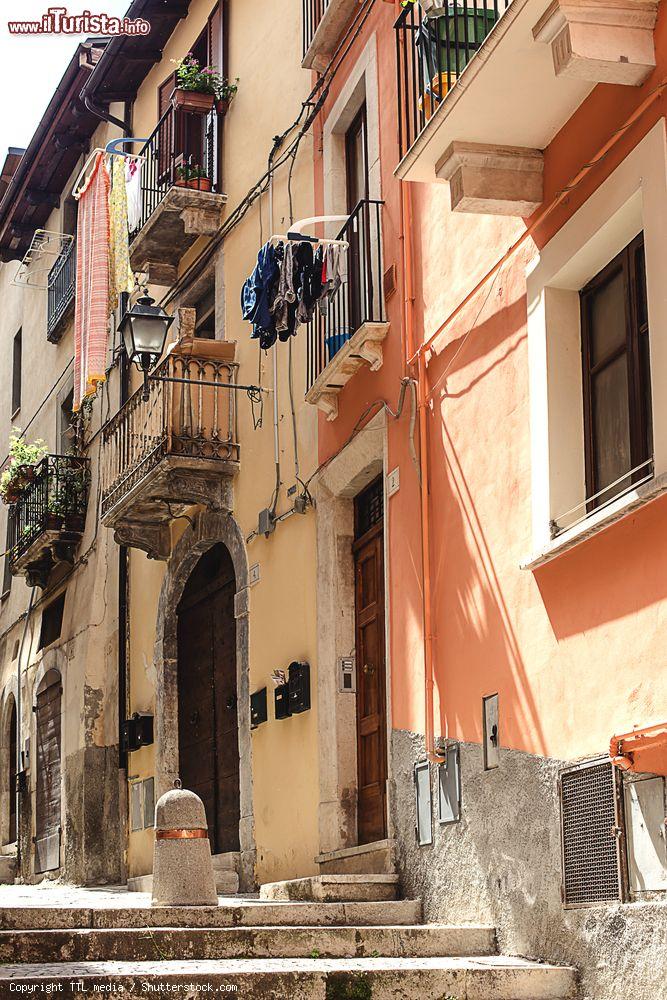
[521,470,667,570]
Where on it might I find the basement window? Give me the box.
[39,592,66,650]
[559,758,627,907]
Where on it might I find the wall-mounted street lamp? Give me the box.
[118,290,175,400]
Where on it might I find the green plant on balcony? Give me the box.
[0,429,47,505]
[47,460,88,531]
[175,163,212,192]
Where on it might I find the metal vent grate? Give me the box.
[354,477,384,539]
[560,759,625,907]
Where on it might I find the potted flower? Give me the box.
[175,164,212,192]
[172,54,225,114]
[216,77,239,116]
[0,429,47,506]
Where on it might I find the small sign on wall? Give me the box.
[414,760,433,846]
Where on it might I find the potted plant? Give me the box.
[172,54,225,114]
[48,459,88,532]
[175,164,212,192]
[216,77,239,115]
[0,429,47,506]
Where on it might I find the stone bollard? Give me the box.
[151,780,218,908]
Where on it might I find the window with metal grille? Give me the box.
[354,476,384,539]
[559,759,626,907]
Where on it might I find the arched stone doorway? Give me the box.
[1,690,18,847]
[177,543,240,855]
[153,510,255,889]
[8,698,16,844]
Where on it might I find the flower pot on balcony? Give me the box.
[216,98,231,116]
[419,72,457,120]
[45,513,64,531]
[187,177,212,192]
[172,88,215,114]
[4,483,22,505]
[64,514,85,533]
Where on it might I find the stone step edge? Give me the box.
[0,899,424,930]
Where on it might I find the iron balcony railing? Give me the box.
[133,100,221,237]
[306,198,384,391]
[302,0,329,58]
[101,352,240,518]
[47,240,75,343]
[7,455,89,566]
[395,0,512,161]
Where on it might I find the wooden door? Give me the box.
[8,699,16,844]
[177,545,240,856]
[35,675,62,873]
[353,508,387,845]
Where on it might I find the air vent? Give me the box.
[559,759,626,907]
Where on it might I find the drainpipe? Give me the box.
[16,586,36,874]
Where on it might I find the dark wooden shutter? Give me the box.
[158,74,176,181]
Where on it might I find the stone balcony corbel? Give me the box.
[305,321,389,422]
[532,0,659,86]
[436,142,544,217]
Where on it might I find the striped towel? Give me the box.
[74,152,110,410]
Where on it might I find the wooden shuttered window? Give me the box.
[580,233,652,512]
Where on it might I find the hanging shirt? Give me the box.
[108,155,134,312]
[241,242,280,349]
[74,153,110,410]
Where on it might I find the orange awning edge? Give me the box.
[610,722,667,777]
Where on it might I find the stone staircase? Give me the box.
[0,877,578,998]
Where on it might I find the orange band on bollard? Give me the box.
[155,828,208,840]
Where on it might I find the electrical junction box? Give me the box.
[250,688,268,729]
[274,683,291,720]
[258,508,275,536]
[438,744,461,824]
[339,656,356,693]
[483,694,500,770]
[288,661,311,714]
[414,760,433,846]
[121,713,154,754]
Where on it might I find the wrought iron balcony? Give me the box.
[47,240,75,343]
[129,101,227,285]
[305,199,388,421]
[395,0,510,162]
[7,455,89,589]
[100,343,240,560]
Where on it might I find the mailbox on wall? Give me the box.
[121,713,154,753]
[288,661,311,715]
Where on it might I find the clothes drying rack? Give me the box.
[269,214,350,249]
[71,137,149,199]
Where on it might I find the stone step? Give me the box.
[0,899,422,931]
[0,924,497,963]
[316,838,396,875]
[260,874,400,903]
[0,855,16,884]
[0,956,578,998]
[211,851,240,873]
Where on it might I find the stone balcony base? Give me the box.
[11,526,84,589]
[533,0,659,86]
[437,142,544,217]
[103,454,238,561]
[130,186,227,283]
[306,321,390,421]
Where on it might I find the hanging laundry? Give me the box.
[74,152,110,411]
[271,241,297,335]
[125,158,143,233]
[241,242,280,350]
[108,154,134,312]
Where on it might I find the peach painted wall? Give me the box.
[315,1,667,764]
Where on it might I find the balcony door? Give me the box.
[345,104,369,336]
[177,543,240,856]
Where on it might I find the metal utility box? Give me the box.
[274,683,291,720]
[482,694,500,770]
[250,688,268,729]
[438,744,461,824]
[414,760,433,846]
[121,713,154,754]
[288,661,311,714]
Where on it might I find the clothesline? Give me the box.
[268,232,349,249]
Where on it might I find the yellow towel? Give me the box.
[108,154,134,312]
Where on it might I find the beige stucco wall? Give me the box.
[124,0,319,884]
